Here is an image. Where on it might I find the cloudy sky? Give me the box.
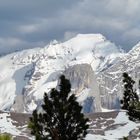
[0,0,140,54]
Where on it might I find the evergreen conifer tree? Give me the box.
[29,75,89,140]
[121,72,140,121]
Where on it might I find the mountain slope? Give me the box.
[0,34,122,112]
[98,42,140,110]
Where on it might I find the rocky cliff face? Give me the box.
[18,63,101,113]
[97,43,140,110]
[64,64,101,113]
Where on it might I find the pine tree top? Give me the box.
[29,75,89,140]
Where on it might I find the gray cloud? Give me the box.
[0,0,140,54]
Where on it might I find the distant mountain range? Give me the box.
[0,33,139,114]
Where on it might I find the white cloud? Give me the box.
[18,24,39,34]
[0,0,140,52]
[123,28,140,40]
[0,37,27,54]
[0,37,23,47]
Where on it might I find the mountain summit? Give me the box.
[0,34,122,112]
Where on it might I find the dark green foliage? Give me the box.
[123,136,128,140]
[29,75,89,140]
[121,72,140,121]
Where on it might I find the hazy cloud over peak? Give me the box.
[0,0,140,53]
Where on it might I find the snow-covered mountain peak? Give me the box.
[12,33,122,72]
[61,33,122,71]
[67,34,106,43]
[63,33,112,53]
[128,42,140,58]
[65,34,119,53]
[0,33,123,112]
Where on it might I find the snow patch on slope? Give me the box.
[86,112,140,140]
[0,112,20,135]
